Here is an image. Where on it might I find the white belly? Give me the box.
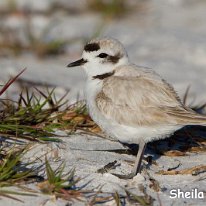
[85,80,182,144]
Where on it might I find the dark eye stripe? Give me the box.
[98,53,108,58]
[108,52,122,63]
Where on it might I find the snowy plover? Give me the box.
[67,38,206,178]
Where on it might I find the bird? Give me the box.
[67,37,206,179]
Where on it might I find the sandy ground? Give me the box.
[0,0,206,205]
[1,130,206,205]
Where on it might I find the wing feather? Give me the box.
[96,74,206,127]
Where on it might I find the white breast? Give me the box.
[85,79,123,140]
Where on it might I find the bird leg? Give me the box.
[132,141,147,175]
[112,141,147,179]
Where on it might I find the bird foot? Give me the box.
[111,172,136,179]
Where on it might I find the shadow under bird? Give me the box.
[67,37,206,179]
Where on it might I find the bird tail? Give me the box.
[167,108,206,126]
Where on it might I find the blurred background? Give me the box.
[0,0,206,106]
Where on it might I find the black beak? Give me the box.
[67,58,87,67]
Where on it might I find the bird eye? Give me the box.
[98,53,108,58]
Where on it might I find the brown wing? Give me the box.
[96,75,206,127]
